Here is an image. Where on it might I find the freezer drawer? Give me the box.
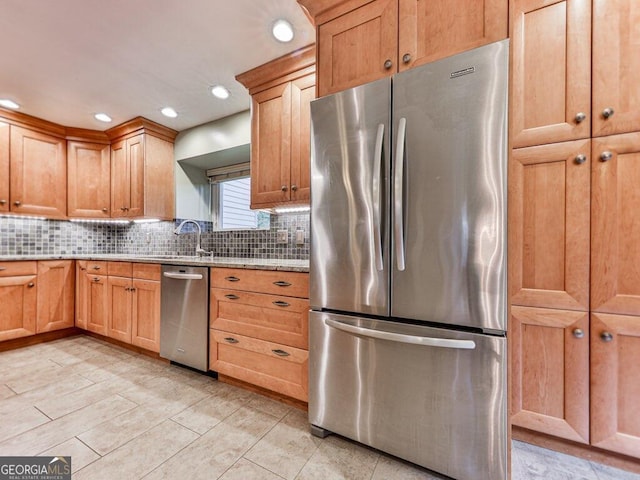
[309,311,507,480]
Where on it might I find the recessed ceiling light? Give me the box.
[0,99,20,109]
[272,19,294,42]
[94,113,112,122]
[161,107,178,118]
[211,85,230,99]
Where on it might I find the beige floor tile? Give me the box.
[220,458,285,480]
[118,373,209,408]
[0,394,137,456]
[511,441,597,480]
[246,393,293,419]
[78,401,191,455]
[591,461,640,480]
[0,384,16,399]
[74,419,199,480]
[245,409,322,480]
[0,405,50,442]
[371,455,445,480]
[143,406,279,480]
[2,360,63,393]
[40,437,100,473]
[295,435,379,480]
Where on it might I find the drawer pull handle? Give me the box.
[225,276,240,282]
[0,267,5,271]
[225,294,240,300]
[28,282,35,288]
[93,277,101,282]
[272,300,290,308]
[272,349,290,357]
[224,337,239,344]
[273,281,291,287]
[92,265,101,270]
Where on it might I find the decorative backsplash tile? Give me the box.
[0,213,309,260]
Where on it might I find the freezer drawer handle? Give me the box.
[372,123,385,271]
[273,281,291,287]
[272,300,290,308]
[163,272,203,280]
[393,117,407,271]
[223,337,239,344]
[272,349,290,357]
[225,276,240,282]
[225,294,240,300]
[324,318,476,350]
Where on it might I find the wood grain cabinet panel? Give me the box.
[290,74,315,203]
[10,125,67,218]
[509,140,591,311]
[211,268,309,298]
[592,0,640,137]
[511,306,589,444]
[131,277,161,353]
[0,261,37,341]
[86,273,108,336]
[591,133,640,315]
[591,312,640,457]
[67,141,111,218]
[0,122,8,212]
[107,275,133,343]
[36,260,74,333]
[510,0,591,148]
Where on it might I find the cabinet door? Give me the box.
[509,140,590,310]
[591,312,640,457]
[10,125,67,218]
[0,122,8,212]
[592,0,640,137]
[511,306,589,443]
[591,133,640,315]
[67,141,110,218]
[290,73,315,204]
[398,0,507,71]
[131,278,160,352]
[510,0,591,148]
[251,83,292,207]
[75,262,89,329]
[0,274,37,341]
[127,134,145,217]
[317,0,397,97]
[110,139,129,218]
[36,260,74,333]
[86,275,108,335]
[107,276,132,343]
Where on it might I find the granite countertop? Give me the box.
[0,255,309,272]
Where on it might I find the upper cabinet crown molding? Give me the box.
[0,106,67,138]
[298,0,373,25]
[105,117,178,143]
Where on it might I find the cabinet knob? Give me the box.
[600,331,613,342]
[402,53,412,64]
[574,154,587,165]
[383,59,393,70]
[602,107,615,119]
[224,337,239,344]
[102,207,108,212]
[27,282,35,288]
[572,328,585,339]
[0,199,6,205]
[574,112,586,123]
[291,184,298,192]
[600,151,613,162]
[281,185,288,192]
[120,206,126,211]
[93,277,101,282]
[14,200,21,206]
[92,265,101,270]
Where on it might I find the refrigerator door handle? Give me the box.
[372,123,385,271]
[324,318,476,350]
[394,117,407,271]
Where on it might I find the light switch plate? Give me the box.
[277,229,288,244]
[295,229,305,245]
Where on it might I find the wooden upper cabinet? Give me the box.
[0,121,8,212]
[509,140,591,311]
[126,133,145,218]
[592,0,640,137]
[36,260,75,333]
[110,139,129,217]
[398,0,507,71]
[10,125,67,218]
[236,45,315,209]
[317,0,397,97]
[67,141,111,218]
[591,132,640,315]
[510,0,591,148]
[591,312,640,457]
[511,306,589,444]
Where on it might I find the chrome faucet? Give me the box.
[173,219,213,257]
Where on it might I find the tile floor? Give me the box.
[0,335,638,480]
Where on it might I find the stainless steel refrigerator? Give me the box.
[308,40,509,480]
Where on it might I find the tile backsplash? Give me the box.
[0,213,309,260]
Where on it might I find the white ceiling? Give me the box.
[0,0,315,132]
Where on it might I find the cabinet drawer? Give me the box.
[211,288,309,349]
[133,262,161,280]
[107,261,132,277]
[0,261,37,276]
[210,329,308,402]
[79,260,107,275]
[211,268,309,298]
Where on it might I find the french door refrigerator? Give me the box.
[309,40,509,480]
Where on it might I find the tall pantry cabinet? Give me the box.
[509,0,640,460]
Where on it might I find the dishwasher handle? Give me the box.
[324,318,476,350]
[163,272,204,280]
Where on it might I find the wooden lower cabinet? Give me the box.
[0,261,37,341]
[210,268,310,401]
[131,277,160,353]
[36,260,74,333]
[107,275,133,343]
[591,312,640,458]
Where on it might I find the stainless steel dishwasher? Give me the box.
[160,265,209,371]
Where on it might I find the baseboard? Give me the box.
[81,330,167,361]
[217,373,308,412]
[0,328,82,352]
